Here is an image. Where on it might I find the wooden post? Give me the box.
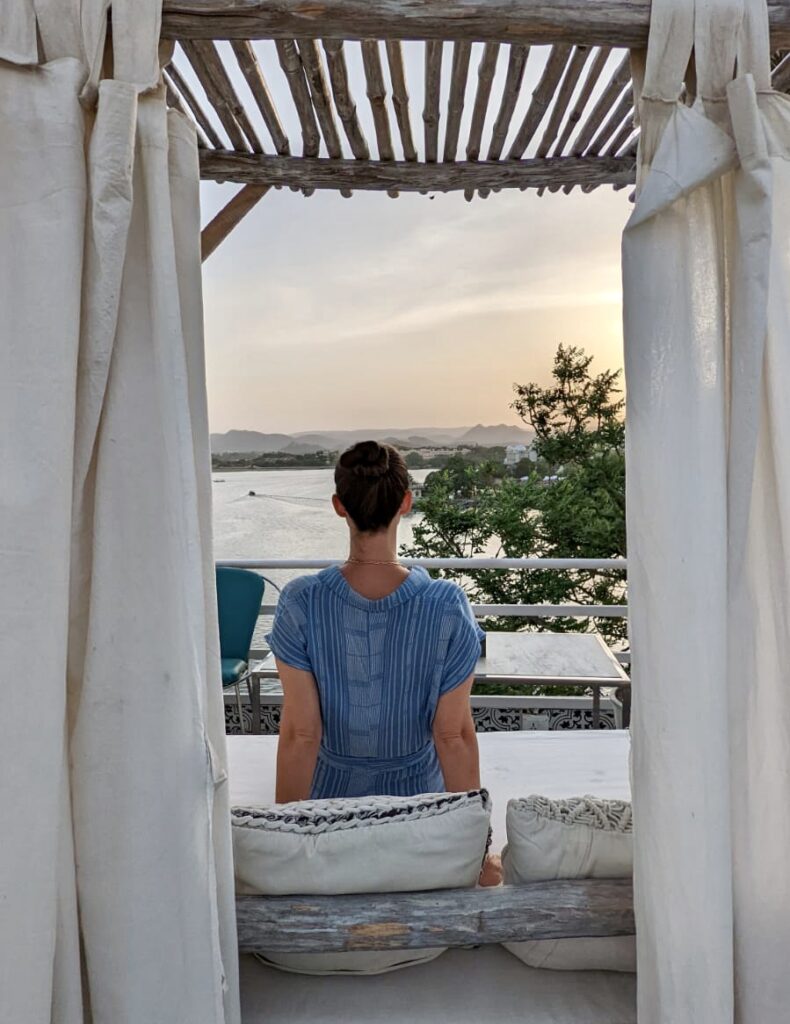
[201,184,270,261]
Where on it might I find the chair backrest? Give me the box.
[216,567,265,662]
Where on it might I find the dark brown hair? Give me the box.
[334,441,410,532]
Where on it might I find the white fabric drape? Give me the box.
[0,3,239,1023]
[625,0,790,1020]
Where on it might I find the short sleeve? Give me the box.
[440,589,485,695]
[266,582,312,672]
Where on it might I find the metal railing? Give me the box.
[217,556,631,730]
[216,556,629,621]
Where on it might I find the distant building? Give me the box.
[504,443,528,467]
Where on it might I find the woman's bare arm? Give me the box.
[275,660,322,803]
[433,677,501,886]
[432,677,480,792]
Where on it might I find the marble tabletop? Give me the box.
[251,630,627,687]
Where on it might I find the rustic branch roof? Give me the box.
[161,1,790,202]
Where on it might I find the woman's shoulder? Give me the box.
[413,569,471,609]
[278,572,323,607]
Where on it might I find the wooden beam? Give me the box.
[236,878,635,954]
[466,41,500,162]
[584,87,632,155]
[162,1,790,49]
[275,39,321,156]
[181,39,263,152]
[465,40,500,200]
[546,44,609,191]
[166,60,224,149]
[200,150,635,192]
[298,38,344,157]
[444,41,472,161]
[536,45,591,158]
[324,39,370,159]
[487,44,529,161]
[508,43,572,159]
[230,40,291,154]
[423,40,443,164]
[385,41,417,162]
[551,45,610,157]
[772,51,790,92]
[603,111,636,157]
[201,184,270,260]
[163,69,211,147]
[570,51,631,156]
[361,40,395,161]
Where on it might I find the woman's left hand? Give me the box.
[478,853,503,887]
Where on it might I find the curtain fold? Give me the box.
[625,0,790,1020]
[0,5,238,1023]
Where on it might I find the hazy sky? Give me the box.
[195,42,631,436]
[201,182,629,434]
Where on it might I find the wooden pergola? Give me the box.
[160,0,790,259]
[159,0,790,957]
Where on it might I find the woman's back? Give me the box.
[268,565,482,798]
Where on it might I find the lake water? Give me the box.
[213,467,431,658]
[212,467,430,589]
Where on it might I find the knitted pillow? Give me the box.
[501,795,635,972]
[232,789,492,976]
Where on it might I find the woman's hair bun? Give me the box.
[334,441,410,531]
[339,440,390,479]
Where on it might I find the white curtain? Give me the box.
[625,0,790,1020]
[0,3,239,1023]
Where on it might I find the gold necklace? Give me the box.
[345,556,401,566]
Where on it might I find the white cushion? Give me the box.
[232,789,491,976]
[501,795,635,973]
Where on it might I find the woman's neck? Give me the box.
[347,528,399,564]
[341,526,409,600]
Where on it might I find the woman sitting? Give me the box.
[268,441,499,883]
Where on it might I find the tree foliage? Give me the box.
[402,345,626,658]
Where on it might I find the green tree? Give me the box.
[402,345,626,655]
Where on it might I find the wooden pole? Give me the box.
[536,45,591,158]
[162,0,790,49]
[182,39,264,152]
[487,44,529,161]
[199,150,635,192]
[464,40,500,201]
[507,44,572,159]
[163,70,210,147]
[275,39,321,157]
[546,45,610,191]
[201,184,270,261]
[385,41,417,162]
[361,40,395,161]
[443,41,473,162]
[423,40,443,164]
[298,38,344,157]
[323,39,371,159]
[166,60,224,149]
[236,878,635,954]
[230,40,291,154]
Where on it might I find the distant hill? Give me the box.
[210,430,294,454]
[460,423,533,446]
[210,424,533,455]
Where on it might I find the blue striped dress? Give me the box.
[267,566,484,799]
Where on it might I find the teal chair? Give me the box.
[216,566,265,734]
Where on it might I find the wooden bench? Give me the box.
[236,879,634,954]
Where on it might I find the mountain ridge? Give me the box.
[211,424,532,454]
